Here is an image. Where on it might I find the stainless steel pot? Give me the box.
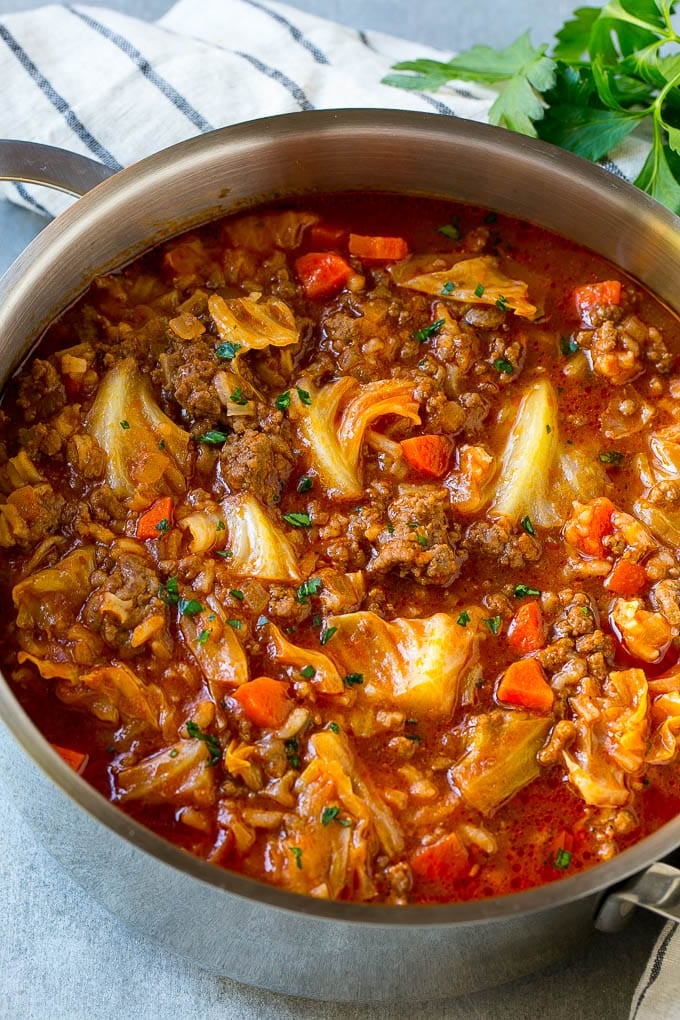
[2,109,680,1004]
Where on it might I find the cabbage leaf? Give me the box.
[222,210,319,252]
[389,254,537,319]
[222,494,301,581]
[86,358,190,507]
[208,293,300,353]
[265,623,345,694]
[293,377,420,499]
[114,739,218,807]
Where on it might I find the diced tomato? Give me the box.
[295,252,352,299]
[507,601,546,656]
[348,234,409,261]
[136,496,174,540]
[400,434,453,479]
[308,223,347,249]
[604,559,648,598]
[573,280,622,321]
[563,497,616,558]
[496,657,554,712]
[233,676,292,728]
[410,832,469,896]
[51,743,89,775]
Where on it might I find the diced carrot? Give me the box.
[507,601,546,656]
[233,676,292,728]
[295,252,352,299]
[136,496,174,540]
[400,434,453,479]
[573,280,622,320]
[348,234,409,261]
[410,832,469,893]
[496,657,554,712]
[308,223,347,249]
[51,743,89,775]
[563,497,616,558]
[604,559,648,597]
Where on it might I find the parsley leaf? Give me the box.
[186,720,221,766]
[344,672,364,687]
[230,387,249,406]
[297,475,313,493]
[275,391,291,411]
[553,847,572,870]
[300,665,316,679]
[412,318,445,343]
[320,626,337,646]
[514,583,541,598]
[158,576,179,606]
[560,334,580,357]
[283,512,312,528]
[196,430,228,445]
[484,615,502,635]
[599,450,625,465]
[296,577,322,603]
[493,357,514,375]
[457,610,471,627]
[216,341,241,360]
[296,386,313,406]
[437,223,461,241]
[521,515,536,536]
[179,598,203,616]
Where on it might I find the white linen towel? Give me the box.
[0,4,674,1019]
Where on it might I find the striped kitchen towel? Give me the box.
[0,0,648,219]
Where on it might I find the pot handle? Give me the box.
[595,860,680,933]
[0,140,115,197]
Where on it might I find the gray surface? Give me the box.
[0,2,665,1018]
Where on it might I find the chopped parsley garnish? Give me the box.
[179,598,203,617]
[198,629,210,645]
[291,846,303,869]
[226,619,242,630]
[300,665,316,679]
[296,577,322,603]
[284,738,300,769]
[321,805,341,826]
[283,512,312,528]
[312,613,322,628]
[344,672,363,687]
[216,549,233,558]
[216,520,226,531]
[297,475,313,493]
[560,334,580,357]
[229,589,245,601]
[493,357,514,374]
[296,386,312,406]
[441,281,455,295]
[412,318,445,343]
[598,451,625,466]
[155,518,171,533]
[553,848,572,871]
[328,721,340,733]
[437,223,461,241]
[216,341,241,360]
[159,576,179,606]
[474,282,485,298]
[320,626,337,646]
[484,615,502,635]
[457,610,471,627]
[416,533,428,548]
[386,522,395,535]
[275,391,291,411]
[514,584,541,598]
[185,720,221,766]
[521,515,535,536]
[120,420,130,430]
[158,439,166,450]
[546,424,552,434]
[196,430,228,444]
[169,748,179,758]
[495,295,509,312]
[405,734,422,742]
[230,387,249,405]
[484,212,497,224]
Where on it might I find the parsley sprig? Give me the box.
[384,2,680,212]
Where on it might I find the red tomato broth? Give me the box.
[3,192,680,905]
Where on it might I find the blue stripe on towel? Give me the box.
[236,51,315,111]
[632,924,677,1019]
[417,92,456,116]
[243,0,329,65]
[67,7,214,133]
[0,23,122,169]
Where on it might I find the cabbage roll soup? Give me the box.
[4,193,680,905]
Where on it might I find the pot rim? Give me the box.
[3,107,680,927]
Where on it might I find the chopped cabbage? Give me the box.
[489,378,606,527]
[208,293,300,353]
[389,254,537,320]
[86,358,190,507]
[114,739,218,807]
[293,377,420,499]
[222,210,319,252]
[65,662,165,728]
[180,596,249,702]
[323,610,481,717]
[647,669,680,764]
[222,494,301,581]
[634,500,680,547]
[564,669,649,806]
[13,546,96,635]
[265,623,344,694]
[450,711,551,815]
